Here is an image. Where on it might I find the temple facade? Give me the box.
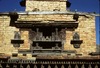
[0,0,99,68]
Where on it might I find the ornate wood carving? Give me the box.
[71,32,83,48]
[11,31,24,47]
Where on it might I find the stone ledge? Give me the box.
[0,11,99,16]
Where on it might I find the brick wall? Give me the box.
[18,14,74,21]
[26,1,66,11]
[64,15,96,56]
[0,16,19,55]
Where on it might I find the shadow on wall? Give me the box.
[96,45,100,52]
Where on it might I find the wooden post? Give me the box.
[48,65,51,68]
[27,65,30,68]
[54,65,58,68]
[68,64,71,68]
[61,65,65,68]
[88,64,92,68]
[0,64,2,68]
[41,65,44,68]
[34,65,37,68]
[81,64,85,68]
[75,64,79,68]
[94,65,98,68]
[6,64,10,68]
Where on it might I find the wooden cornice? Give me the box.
[15,21,78,29]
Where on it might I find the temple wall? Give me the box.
[26,1,66,11]
[64,15,96,56]
[0,16,18,55]
[0,0,96,57]
[18,14,96,56]
[0,14,96,56]
[18,14,74,21]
